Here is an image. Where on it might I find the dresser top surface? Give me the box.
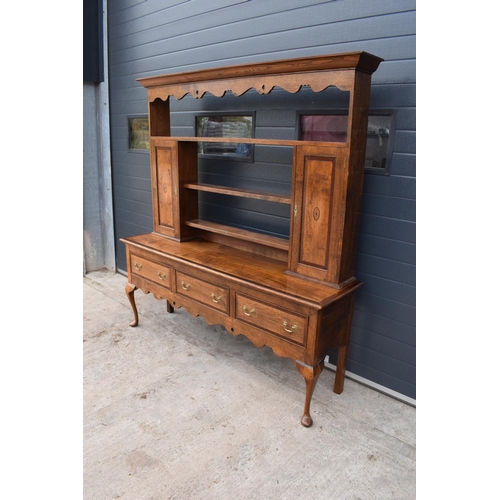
[121,233,361,307]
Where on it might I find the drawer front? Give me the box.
[130,253,171,288]
[235,293,307,345]
[175,271,229,314]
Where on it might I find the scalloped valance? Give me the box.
[137,51,383,101]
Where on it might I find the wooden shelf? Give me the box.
[155,136,347,149]
[184,183,292,204]
[184,219,290,251]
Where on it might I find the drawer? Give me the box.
[235,293,307,345]
[175,270,229,314]
[130,253,171,288]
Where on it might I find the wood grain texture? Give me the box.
[138,52,382,89]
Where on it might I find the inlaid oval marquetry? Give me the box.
[313,207,320,221]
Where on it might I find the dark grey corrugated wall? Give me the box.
[107,0,416,400]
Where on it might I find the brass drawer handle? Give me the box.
[180,280,191,291]
[242,305,256,316]
[211,293,222,303]
[283,321,298,333]
[133,261,142,271]
[157,271,166,280]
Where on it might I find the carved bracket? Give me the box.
[147,70,354,102]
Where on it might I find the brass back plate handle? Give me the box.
[242,305,256,316]
[283,321,298,333]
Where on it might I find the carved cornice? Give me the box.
[138,51,383,101]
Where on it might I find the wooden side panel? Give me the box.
[151,139,199,240]
[337,70,372,285]
[151,140,177,237]
[299,155,335,269]
[289,144,348,285]
[157,147,175,228]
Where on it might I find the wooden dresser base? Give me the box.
[121,233,360,427]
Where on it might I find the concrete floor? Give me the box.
[83,270,416,500]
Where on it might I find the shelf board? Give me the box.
[152,136,347,148]
[185,219,289,251]
[184,183,292,205]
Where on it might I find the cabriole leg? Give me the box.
[295,360,324,427]
[166,300,174,313]
[125,282,139,327]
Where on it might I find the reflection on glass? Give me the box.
[300,113,393,171]
[128,117,150,150]
[365,115,391,169]
[300,115,348,142]
[196,115,253,159]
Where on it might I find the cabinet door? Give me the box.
[288,144,349,286]
[150,138,198,240]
